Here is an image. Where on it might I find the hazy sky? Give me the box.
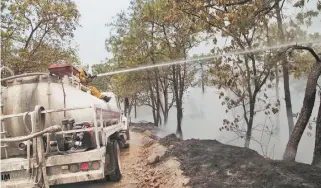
[73,0,132,65]
[73,0,320,66]
[72,0,222,66]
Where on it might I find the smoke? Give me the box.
[131,75,320,164]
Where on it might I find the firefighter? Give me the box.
[77,67,111,103]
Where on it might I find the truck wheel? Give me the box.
[108,140,122,181]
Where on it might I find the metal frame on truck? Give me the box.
[1,104,128,188]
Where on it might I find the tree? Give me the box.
[106,2,164,126]
[313,84,321,167]
[171,0,285,147]
[1,0,80,74]
[283,46,321,161]
[170,0,321,147]
[139,0,202,138]
[273,0,321,136]
[105,0,201,135]
[274,0,295,135]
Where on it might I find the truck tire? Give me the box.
[107,140,122,181]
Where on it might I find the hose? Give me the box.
[1,125,62,143]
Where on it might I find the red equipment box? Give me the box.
[48,64,80,78]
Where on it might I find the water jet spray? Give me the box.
[97,40,321,77]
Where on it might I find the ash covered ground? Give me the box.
[131,122,321,188]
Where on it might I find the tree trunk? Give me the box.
[283,63,321,161]
[147,73,158,126]
[134,98,137,119]
[312,93,321,167]
[283,65,295,134]
[275,0,295,135]
[176,100,183,140]
[243,55,258,148]
[127,99,134,116]
[172,64,184,139]
[157,108,162,126]
[163,78,169,125]
[244,133,251,148]
[244,100,255,148]
[275,65,281,133]
[201,63,205,93]
[155,76,163,126]
[148,21,159,127]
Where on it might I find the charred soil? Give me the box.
[131,123,321,188]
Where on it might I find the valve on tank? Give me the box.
[61,118,69,130]
[68,118,75,130]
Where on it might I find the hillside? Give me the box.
[132,123,321,188]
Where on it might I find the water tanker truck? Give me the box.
[0,64,130,188]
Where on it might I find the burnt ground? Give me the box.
[131,123,321,188]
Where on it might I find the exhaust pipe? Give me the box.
[18,140,32,150]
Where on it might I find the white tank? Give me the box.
[1,74,121,138]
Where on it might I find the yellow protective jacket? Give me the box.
[77,69,104,99]
[77,69,92,85]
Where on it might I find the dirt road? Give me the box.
[55,130,188,188]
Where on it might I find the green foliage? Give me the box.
[106,0,199,95]
[1,0,80,75]
[104,0,203,128]
[103,0,320,133]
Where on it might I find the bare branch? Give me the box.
[291,45,321,62]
